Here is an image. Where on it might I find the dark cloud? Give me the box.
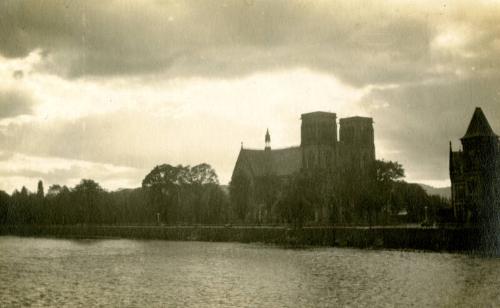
[362,77,500,180]
[0,90,33,119]
[1,1,500,186]
[0,0,444,86]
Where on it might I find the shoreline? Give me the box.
[0,224,492,253]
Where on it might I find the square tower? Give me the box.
[300,111,338,171]
[339,116,375,176]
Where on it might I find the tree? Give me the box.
[142,164,190,224]
[372,159,406,224]
[142,163,225,224]
[33,180,46,223]
[189,163,219,185]
[0,190,10,224]
[20,186,29,197]
[375,160,405,183]
[16,186,34,224]
[254,174,281,223]
[45,184,70,224]
[188,164,220,223]
[142,164,190,188]
[278,173,313,229]
[37,180,44,198]
[47,184,63,197]
[73,179,104,224]
[230,173,251,222]
[5,163,227,226]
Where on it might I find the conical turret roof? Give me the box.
[462,107,497,139]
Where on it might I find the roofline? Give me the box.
[461,107,498,139]
[339,116,373,122]
[301,111,337,119]
[240,146,300,152]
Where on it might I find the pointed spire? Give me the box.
[265,129,271,151]
[241,141,243,149]
[462,107,497,139]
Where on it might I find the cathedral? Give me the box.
[231,111,375,223]
[449,107,500,225]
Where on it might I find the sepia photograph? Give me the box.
[1,0,500,307]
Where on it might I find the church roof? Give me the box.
[239,147,302,177]
[462,107,497,139]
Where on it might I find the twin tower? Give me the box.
[299,111,375,176]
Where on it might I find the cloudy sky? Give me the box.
[0,0,499,193]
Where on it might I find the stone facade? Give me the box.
[231,111,375,223]
[449,107,500,224]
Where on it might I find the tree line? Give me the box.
[0,163,230,225]
[0,161,449,226]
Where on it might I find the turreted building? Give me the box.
[449,107,500,224]
[231,111,375,223]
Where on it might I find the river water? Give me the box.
[1,236,499,307]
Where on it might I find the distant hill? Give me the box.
[417,184,451,199]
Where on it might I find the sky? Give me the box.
[0,0,499,193]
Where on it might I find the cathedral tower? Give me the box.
[300,112,337,171]
[339,116,375,177]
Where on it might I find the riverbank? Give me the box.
[1,224,493,253]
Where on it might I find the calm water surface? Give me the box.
[1,236,499,307]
